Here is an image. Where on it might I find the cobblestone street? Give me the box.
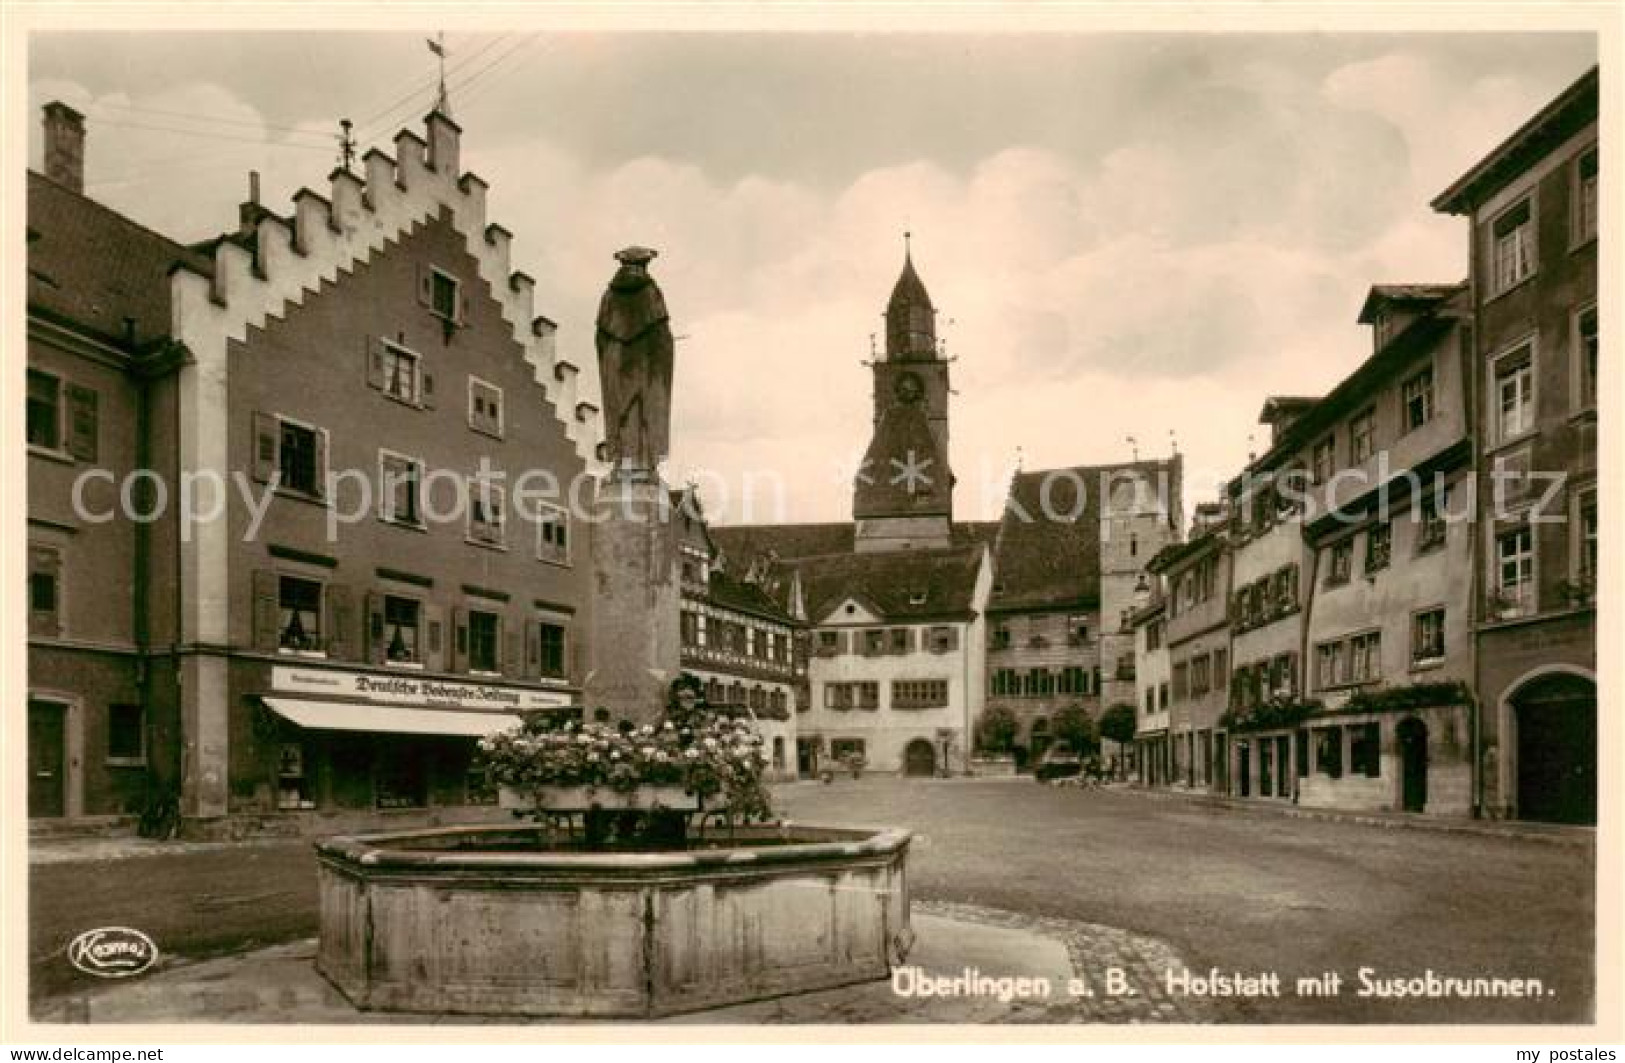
[31,777,1593,1024]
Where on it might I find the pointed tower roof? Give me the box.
[885,234,937,360]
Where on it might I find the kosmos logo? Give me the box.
[67,927,159,978]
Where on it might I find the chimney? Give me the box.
[238,170,271,234]
[43,102,85,193]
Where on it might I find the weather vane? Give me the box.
[428,32,451,116]
[337,118,356,174]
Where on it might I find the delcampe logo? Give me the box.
[66,927,159,978]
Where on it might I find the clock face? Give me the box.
[895,371,924,404]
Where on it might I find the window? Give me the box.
[1172,662,1189,701]
[1417,492,1448,553]
[382,595,421,664]
[1328,540,1353,586]
[1315,641,1345,690]
[468,377,504,438]
[1069,615,1090,643]
[1312,437,1335,484]
[1576,306,1597,410]
[469,479,506,546]
[27,369,61,449]
[382,342,420,404]
[28,544,61,636]
[1577,490,1598,592]
[889,628,912,655]
[1402,367,1434,431]
[468,610,500,673]
[928,626,958,654]
[990,623,1011,650]
[430,267,460,321]
[1348,723,1380,778]
[537,504,570,564]
[863,629,887,656]
[1145,619,1163,651]
[279,420,321,496]
[1412,608,1445,664]
[1494,526,1534,618]
[379,451,423,525]
[375,738,428,809]
[817,631,842,657]
[278,576,323,653]
[772,737,786,769]
[1574,146,1598,245]
[1158,682,1169,710]
[892,679,949,709]
[830,738,866,762]
[1494,345,1534,443]
[1059,666,1089,695]
[1349,631,1382,684]
[1365,522,1392,573]
[1349,408,1376,464]
[856,682,879,710]
[107,703,145,764]
[1491,197,1535,294]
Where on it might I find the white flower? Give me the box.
[587,753,600,762]
[704,737,720,750]
[577,734,593,745]
[685,748,700,760]
[640,724,655,736]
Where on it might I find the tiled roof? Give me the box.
[710,520,997,568]
[794,544,985,624]
[706,569,796,626]
[27,170,206,349]
[1356,283,1461,324]
[1433,66,1598,215]
[987,460,1177,613]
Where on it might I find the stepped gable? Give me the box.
[167,109,601,466]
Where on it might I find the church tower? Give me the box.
[853,239,954,552]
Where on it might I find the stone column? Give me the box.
[582,471,681,726]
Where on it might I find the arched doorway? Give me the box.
[1396,716,1429,813]
[903,738,936,777]
[1510,671,1597,825]
[1029,718,1051,761]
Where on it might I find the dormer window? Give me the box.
[908,590,928,606]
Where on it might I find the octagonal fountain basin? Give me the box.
[315,823,912,1019]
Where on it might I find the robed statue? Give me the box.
[595,247,674,476]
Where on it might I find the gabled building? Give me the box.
[28,102,602,835]
[1433,65,1598,824]
[1145,528,1231,792]
[984,459,1181,765]
[674,489,802,780]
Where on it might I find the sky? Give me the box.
[25,28,1598,524]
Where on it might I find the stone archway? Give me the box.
[1396,716,1429,813]
[903,738,936,778]
[1508,670,1597,825]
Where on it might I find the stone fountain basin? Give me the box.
[315,823,912,1019]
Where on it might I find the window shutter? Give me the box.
[421,370,435,409]
[525,620,541,677]
[503,621,521,677]
[313,428,330,499]
[451,607,469,672]
[251,412,278,483]
[569,633,583,684]
[364,593,384,664]
[366,337,386,390]
[326,584,355,660]
[945,626,960,652]
[424,603,445,671]
[28,546,61,637]
[65,384,98,462]
[459,290,471,326]
[837,631,849,654]
[417,263,433,307]
[252,569,280,652]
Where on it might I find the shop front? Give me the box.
[216,662,574,837]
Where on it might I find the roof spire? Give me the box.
[884,235,936,360]
[427,32,451,117]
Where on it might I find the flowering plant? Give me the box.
[479,708,774,822]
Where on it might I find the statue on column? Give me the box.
[595,247,674,478]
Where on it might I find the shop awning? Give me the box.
[261,697,522,738]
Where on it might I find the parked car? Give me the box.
[1034,744,1084,783]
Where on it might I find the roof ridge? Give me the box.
[29,169,206,266]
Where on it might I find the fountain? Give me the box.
[314,248,912,1018]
